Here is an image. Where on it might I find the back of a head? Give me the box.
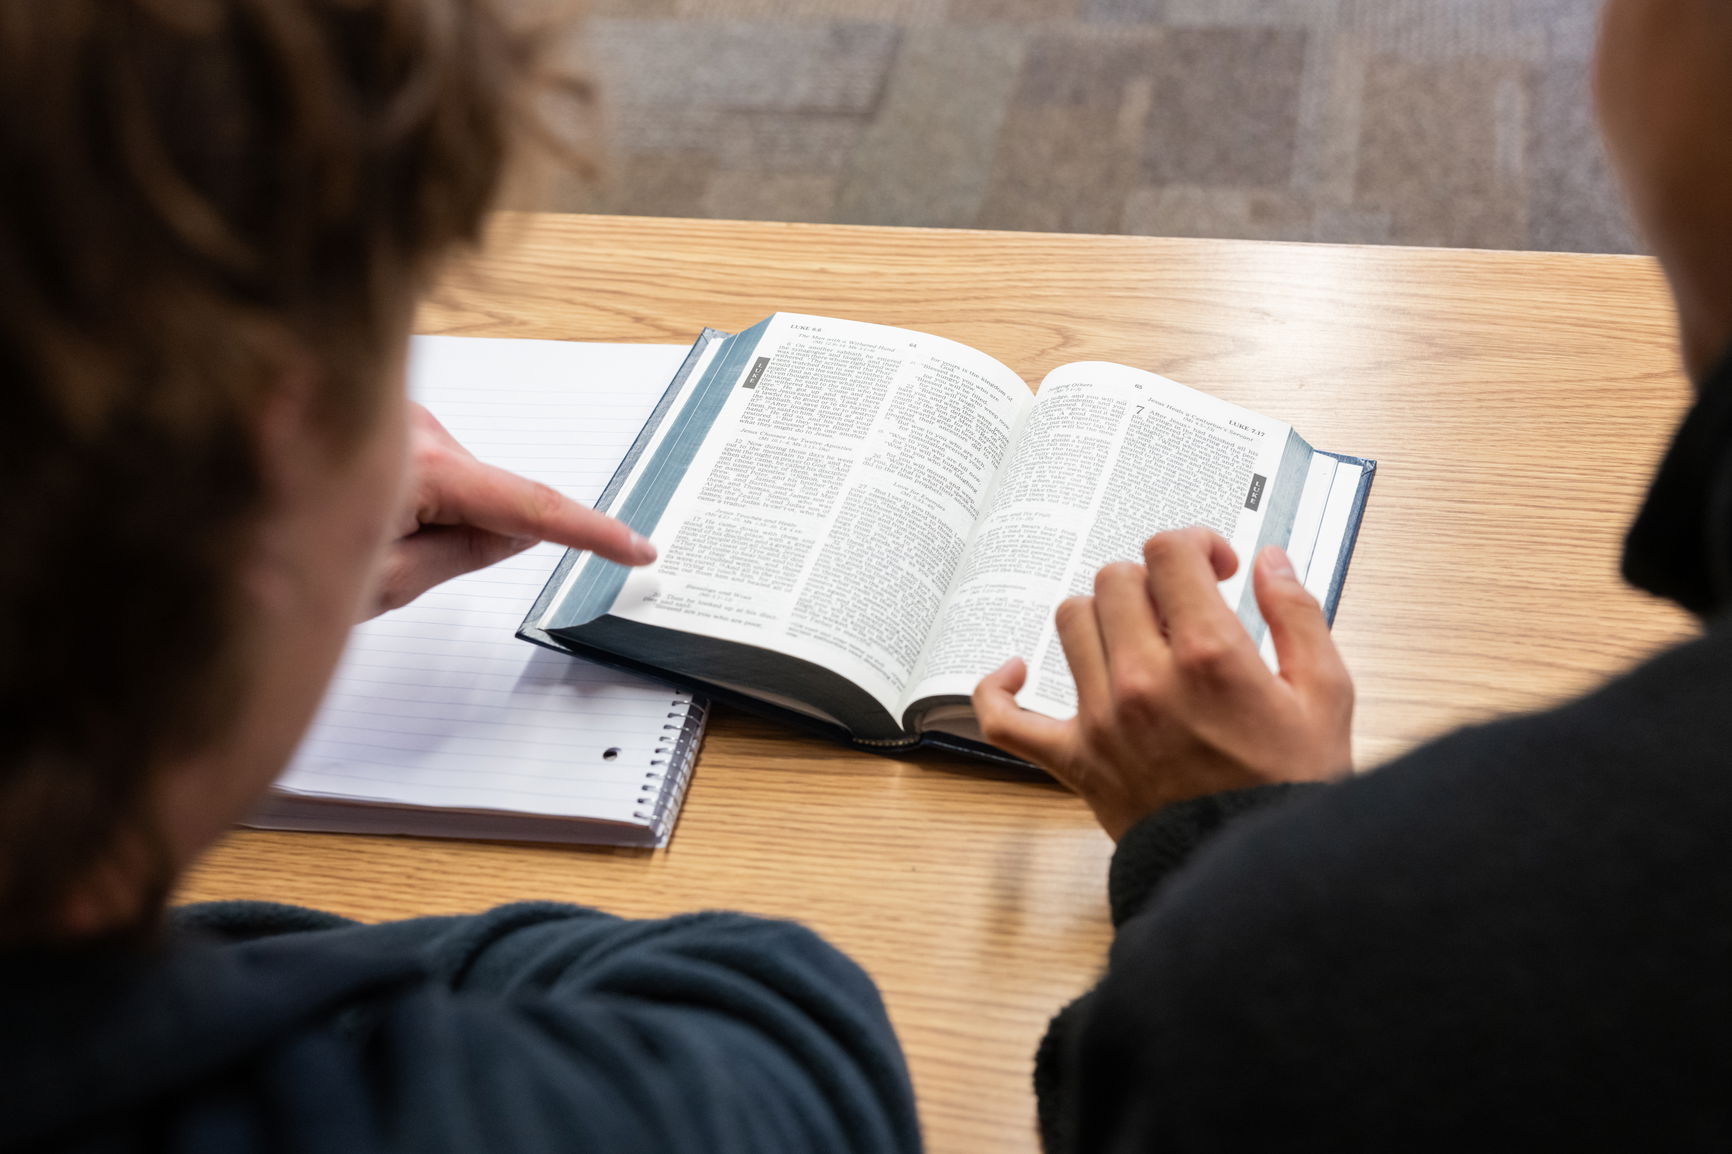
[0,0,541,943]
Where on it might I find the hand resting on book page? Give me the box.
[972,527,1354,841]
[370,403,659,615]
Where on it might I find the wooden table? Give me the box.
[180,214,1699,1153]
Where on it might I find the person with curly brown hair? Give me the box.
[0,4,918,1151]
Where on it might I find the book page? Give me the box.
[273,336,699,826]
[905,362,1291,720]
[607,314,1033,718]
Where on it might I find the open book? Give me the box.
[522,314,1373,762]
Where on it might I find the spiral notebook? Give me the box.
[247,336,708,848]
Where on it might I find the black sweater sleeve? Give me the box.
[1102,785,1323,927]
[1034,784,1318,1153]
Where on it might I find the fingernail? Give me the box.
[632,532,657,563]
[1262,546,1294,579]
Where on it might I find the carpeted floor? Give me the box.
[544,0,1637,253]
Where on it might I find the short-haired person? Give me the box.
[0,3,916,1151]
[977,1,1732,1148]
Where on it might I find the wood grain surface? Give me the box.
[179,214,1699,1153]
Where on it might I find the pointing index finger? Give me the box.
[424,453,657,566]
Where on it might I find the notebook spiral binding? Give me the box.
[632,694,709,843]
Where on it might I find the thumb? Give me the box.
[1253,546,1349,695]
[973,657,1073,769]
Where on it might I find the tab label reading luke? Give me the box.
[742,356,772,389]
[1244,473,1267,511]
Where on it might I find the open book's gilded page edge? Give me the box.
[1231,427,1316,647]
[1282,452,1344,588]
[1256,451,1376,669]
[521,329,730,641]
[538,325,749,631]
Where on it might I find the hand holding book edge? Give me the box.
[972,529,1355,841]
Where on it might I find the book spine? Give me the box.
[635,694,709,845]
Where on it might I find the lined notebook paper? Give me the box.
[248,336,706,847]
